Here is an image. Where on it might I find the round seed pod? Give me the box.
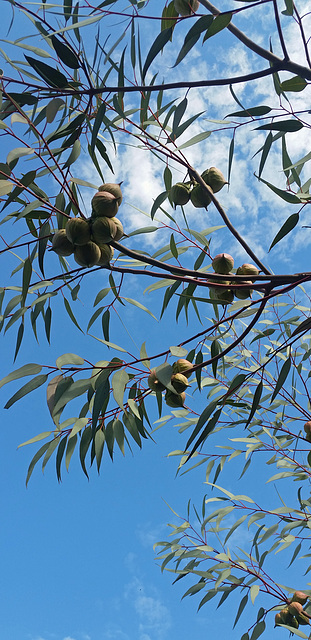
[170,183,190,206]
[304,422,311,436]
[74,241,101,267]
[296,612,310,625]
[305,424,311,443]
[236,263,260,277]
[288,602,304,616]
[97,244,114,266]
[209,287,234,305]
[275,608,296,627]
[148,370,165,392]
[233,280,253,300]
[52,229,74,256]
[171,373,189,393]
[91,191,119,219]
[190,183,211,208]
[172,359,193,378]
[174,0,200,16]
[66,217,91,245]
[201,167,228,193]
[110,217,124,241]
[212,253,234,274]
[98,182,123,204]
[165,390,186,408]
[291,592,309,605]
[91,216,117,245]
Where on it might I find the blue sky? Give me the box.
[1,1,311,640]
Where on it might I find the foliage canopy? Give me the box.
[1,0,311,637]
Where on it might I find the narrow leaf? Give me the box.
[269,213,299,250]
[4,374,48,409]
[24,55,68,88]
[270,357,291,402]
[142,27,173,80]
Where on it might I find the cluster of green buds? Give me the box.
[170,167,228,210]
[275,592,310,629]
[209,253,260,305]
[52,183,124,268]
[148,359,193,408]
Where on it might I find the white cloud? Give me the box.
[74,5,311,271]
[103,626,130,640]
[124,577,172,640]
[136,521,169,548]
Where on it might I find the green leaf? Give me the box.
[79,425,92,478]
[186,401,218,450]
[203,12,232,42]
[250,584,260,604]
[56,436,68,481]
[233,594,248,628]
[255,174,301,203]
[112,369,129,409]
[269,213,299,250]
[90,102,106,156]
[63,297,83,332]
[24,55,68,88]
[14,322,24,361]
[250,621,265,640]
[170,346,188,357]
[26,441,51,486]
[94,138,114,174]
[123,297,157,320]
[38,221,50,277]
[4,374,48,409]
[151,191,167,219]
[46,97,65,123]
[113,419,125,455]
[56,353,85,369]
[0,180,13,195]
[189,408,222,454]
[257,131,272,178]
[51,14,102,35]
[226,106,272,118]
[94,428,105,471]
[22,257,32,306]
[51,35,80,69]
[142,27,173,80]
[18,431,52,448]
[255,119,303,132]
[177,130,211,150]
[174,15,213,67]
[270,357,291,402]
[291,317,311,338]
[245,381,263,426]
[280,76,307,92]
[155,363,173,389]
[6,147,34,165]
[0,363,42,389]
[161,2,178,32]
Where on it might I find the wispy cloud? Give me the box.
[124,576,172,640]
[135,521,169,548]
[103,625,130,640]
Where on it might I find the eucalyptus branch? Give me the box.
[188,168,272,275]
[272,0,289,60]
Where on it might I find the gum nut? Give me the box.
[66,217,91,245]
[52,229,74,256]
[74,241,101,267]
[91,191,119,218]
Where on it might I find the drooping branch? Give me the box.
[200,0,311,80]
